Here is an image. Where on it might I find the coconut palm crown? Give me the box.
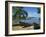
[12,7,28,20]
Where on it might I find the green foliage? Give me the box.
[37,8,40,14]
[12,7,28,20]
[33,23,40,29]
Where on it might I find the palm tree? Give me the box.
[37,8,40,14]
[12,7,28,20]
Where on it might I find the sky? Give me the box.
[22,7,40,17]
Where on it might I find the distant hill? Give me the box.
[20,17,40,25]
[13,17,40,25]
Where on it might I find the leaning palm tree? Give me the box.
[12,7,28,20]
